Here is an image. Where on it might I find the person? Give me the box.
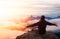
[26,15,57,35]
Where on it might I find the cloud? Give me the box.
[0,0,60,19]
[0,0,60,31]
[46,18,60,31]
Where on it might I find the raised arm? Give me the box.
[26,22,39,28]
[46,21,57,26]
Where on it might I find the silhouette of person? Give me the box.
[26,15,57,35]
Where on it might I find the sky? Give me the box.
[0,0,60,27]
[0,0,60,19]
[0,0,60,30]
[0,0,60,39]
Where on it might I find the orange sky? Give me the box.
[0,0,60,31]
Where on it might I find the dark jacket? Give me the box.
[27,20,56,34]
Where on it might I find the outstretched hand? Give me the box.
[26,26,29,28]
[26,25,31,28]
[55,24,58,27]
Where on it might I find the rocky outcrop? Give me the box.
[16,30,59,39]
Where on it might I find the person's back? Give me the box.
[37,20,47,34]
[26,15,57,35]
[36,16,49,34]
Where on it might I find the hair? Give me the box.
[40,15,45,20]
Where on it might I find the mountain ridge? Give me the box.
[16,30,59,39]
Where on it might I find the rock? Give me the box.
[16,30,59,39]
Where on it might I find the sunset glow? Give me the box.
[0,0,60,39]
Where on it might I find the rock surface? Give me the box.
[16,30,59,39]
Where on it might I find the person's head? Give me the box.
[40,15,45,20]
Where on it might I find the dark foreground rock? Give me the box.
[16,30,59,39]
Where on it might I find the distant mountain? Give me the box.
[56,16,60,18]
[55,32,60,38]
[33,15,60,20]
[33,16,40,20]
[24,15,60,22]
[45,17,53,20]
[53,30,60,38]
